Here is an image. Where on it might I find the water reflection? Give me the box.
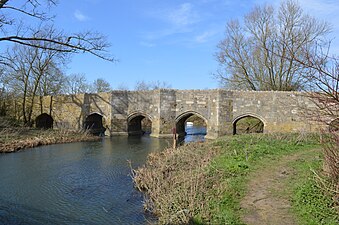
[180,125,207,143]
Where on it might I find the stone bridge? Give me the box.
[31,89,330,139]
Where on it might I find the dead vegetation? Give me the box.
[132,142,223,225]
[0,117,100,153]
[319,132,339,208]
[303,93,339,209]
[132,133,328,224]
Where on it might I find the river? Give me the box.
[0,127,206,224]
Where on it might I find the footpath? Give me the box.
[241,149,319,225]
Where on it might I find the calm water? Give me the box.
[0,136,170,224]
[0,127,206,225]
[184,125,207,143]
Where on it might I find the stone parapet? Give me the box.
[30,90,327,139]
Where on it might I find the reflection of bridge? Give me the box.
[32,89,329,139]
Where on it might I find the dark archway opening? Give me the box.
[36,113,53,129]
[84,113,105,136]
[128,115,152,136]
[329,118,339,132]
[176,113,207,143]
[233,116,264,135]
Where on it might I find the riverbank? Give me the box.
[133,133,338,224]
[0,127,100,153]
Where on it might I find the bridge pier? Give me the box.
[31,90,324,139]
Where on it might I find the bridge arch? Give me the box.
[127,111,152,136]
[175,111,208,138]
[35,113,53,129]
[232,113,266,135]
[84,112,106,135]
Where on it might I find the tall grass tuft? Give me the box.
[320,131,339,208]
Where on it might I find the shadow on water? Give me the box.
[0,136,169,225]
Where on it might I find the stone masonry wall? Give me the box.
[232,91,320,133]
[31,90,325,139]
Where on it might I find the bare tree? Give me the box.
[134,81,150,91]
[0,0,113,61]
[116,83,129,91]
[38,65,66,97]
[151,80,172,90]
[91,78,112,93]
[134,80,172,91]
[289,42,339,191]
[63,73,91,95]
[2,31,68,125]
[307,60,338,205]
[216,0,330,91]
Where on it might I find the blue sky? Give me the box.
[51,0,339,90]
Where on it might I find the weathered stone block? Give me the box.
[30,90,328,139]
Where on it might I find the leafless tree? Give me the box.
[134,80,172,91]
[37,65,65,97]
[134,81,150,91]
[151,80,172,90]
[2,31,68,125]
[91,78,112,93]
[63,73,91,95]
[64,74,90,94]
[289,42,339,190]
[116,83,129,91]
[0,0,113,61]
[216,0,330,91]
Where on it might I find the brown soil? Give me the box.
[241,150,318,225]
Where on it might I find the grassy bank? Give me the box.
[0,118,100,153]
[133,133,338,224]
[289,150,339,225]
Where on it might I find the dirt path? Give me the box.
[241,150,317,225]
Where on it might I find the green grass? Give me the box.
[288,152,339,225]
[133,133,338,224]
[207,133,320,224]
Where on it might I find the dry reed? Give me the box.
[320,132,339,208]
[132,142,224,224]
[0,121,100,153]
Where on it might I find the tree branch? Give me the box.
[0,33,114,62]
[0,0,114,62]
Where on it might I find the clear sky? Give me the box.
[51,0,339,90]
